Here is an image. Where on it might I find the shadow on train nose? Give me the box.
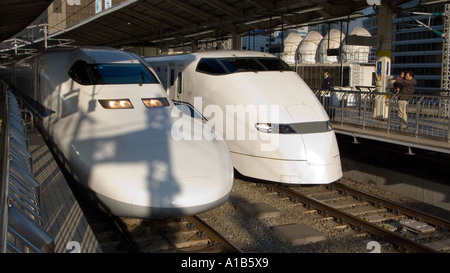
[71,105,182,219]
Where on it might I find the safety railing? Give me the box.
[0,85,54,253]
[314,87,450,142]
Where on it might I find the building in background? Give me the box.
[363,2,445,90]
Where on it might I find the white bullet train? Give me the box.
[145,50,342,185]
[3,47,233,219]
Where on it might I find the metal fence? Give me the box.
[314,87,450,142]
[0,86,54,253]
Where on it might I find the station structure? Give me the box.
[1,0,449,253]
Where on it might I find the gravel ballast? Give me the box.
[197,177,450,253]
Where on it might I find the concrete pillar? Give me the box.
[373,2,393,119]
[160,44,170,55]
[232,33,242,50]
[376,3,393,92]
[191,41,198,53]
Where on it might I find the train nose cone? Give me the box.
[132,177,232,219]
[90,120,233,219]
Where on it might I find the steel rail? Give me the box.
[332,182,450,231]
[186,216,243,253]
[112,215,142,253]
[269,184,440,253]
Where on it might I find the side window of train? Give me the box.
[177,72,182,94]
[174,101,205,120]
[196,58,227,75]
[68,60,91,85]
[170,69,175,86]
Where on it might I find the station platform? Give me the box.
[318,88,450,155]
[333,123,450,154]
[27,128,101,253]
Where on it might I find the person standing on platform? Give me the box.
[322,69,333,91]
[320,69,336,119]
[392,71,417,131]
[393,71,405,93]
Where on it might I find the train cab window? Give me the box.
[69,60,158,85]
[222,58,262,72]
[257,58,292,71]
[196,59,227,74]
[196,57,292,75]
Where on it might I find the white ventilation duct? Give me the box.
[317,28,345,63]
[343,27,371,63]
[298,31,323,64]
[281,32,303,65]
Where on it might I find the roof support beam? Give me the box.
[138,2,195,29]
[165,0,215,22]
[200,0,242,20]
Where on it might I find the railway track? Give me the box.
[52,141,241,253]
[69,179,242,253]
[83,207,243,253]
[259,180,450,253]
[115,216,243,253]
[84,209,244,253]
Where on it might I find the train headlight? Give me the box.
[142,98,169,108]
[99,99,133,109]
[255,123,293,134]
[255,123,273,133]
[256,121,334,134]
[326,120,333,131]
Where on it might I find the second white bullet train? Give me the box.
[145,50,342,185]
[3,47,234,219]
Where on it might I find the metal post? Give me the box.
[362,94,367,129]
[415,97,423,137]
[387,95,392,133]
[441,4,450,90]
[0,87,10,253]
[447,110,450,142]
[340,92,345,125]
[44,24,48,49]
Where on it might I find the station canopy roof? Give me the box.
[0,0,53,43]
[0,0,432,50]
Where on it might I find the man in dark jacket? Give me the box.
[392,71,417,131]
[322,69,332,90]
[321,69,335,118]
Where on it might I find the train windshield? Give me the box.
[69,60,158,85]
[196,57,292,75]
